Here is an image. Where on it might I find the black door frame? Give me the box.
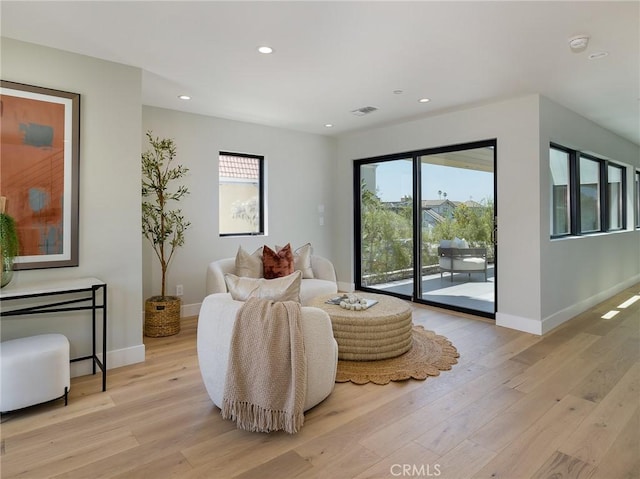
[353,139,498,319]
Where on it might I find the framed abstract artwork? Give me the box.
[0,81,80,269]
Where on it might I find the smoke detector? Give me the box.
[351,106,378,116]
[568,35,590,53]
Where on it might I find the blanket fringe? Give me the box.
[222,398,304,434]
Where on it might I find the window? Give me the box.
[607,163,624,231]
[550,147,571,236]
[579,156,601,233]
[219,152,264,236]
[550,144,628,237]
[635,170,640,228]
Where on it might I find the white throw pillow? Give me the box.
[276,243,314,279]
[235,245,263,278]
[224,271,302,303]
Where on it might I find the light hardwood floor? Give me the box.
[1,284,638,479]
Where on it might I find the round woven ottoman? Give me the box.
[309,293,413,361]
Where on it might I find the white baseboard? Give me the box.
[496,312,543,335]
[497,275,640,336]
[70,344,146,378]
[540,275,640,334]
[69,300,207,380]
[181,302,202,318]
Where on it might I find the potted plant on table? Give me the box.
[0,196,19,288]
[142,132,190,337]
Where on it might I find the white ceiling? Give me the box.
[2,1,638,144]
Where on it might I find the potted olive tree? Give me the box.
[142,132,190,337]
[0,197,19,288]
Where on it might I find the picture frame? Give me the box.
[0,80,80,269]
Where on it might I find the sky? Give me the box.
[374,161,494,204]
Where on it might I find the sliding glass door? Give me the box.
[357,157,415,295]
[355,140,496,318]
[417,147,495,315]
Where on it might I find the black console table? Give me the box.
[0,277,108,391]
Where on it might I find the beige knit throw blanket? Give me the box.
[221,297,307,434]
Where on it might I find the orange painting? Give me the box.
[0,93,66,257]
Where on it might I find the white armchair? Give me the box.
[197,293,338,412]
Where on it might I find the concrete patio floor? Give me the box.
[370,265,495,315]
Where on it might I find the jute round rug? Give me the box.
[335,325,459,385]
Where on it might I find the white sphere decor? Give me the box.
[338,293,372,311]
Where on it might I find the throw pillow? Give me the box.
[276,243,314,279]
[224,271,302,303]
[452,237,469,249]
[235,245,263,278]
[263,244,294,279]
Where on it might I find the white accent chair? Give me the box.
[1,334,70,412]
[197,293,338,412]
[206,255,338,306]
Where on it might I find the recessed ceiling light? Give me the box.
[324,124,333,128]
[419,98,430,103]
[568,34,590,53]
[393,90,403,95]
[178,95,191,100]
[258,46,273,54]
[588,51,609,60]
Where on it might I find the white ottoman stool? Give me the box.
[1,334,71,412]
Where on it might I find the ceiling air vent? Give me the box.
[351,106,378,116]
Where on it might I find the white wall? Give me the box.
[336,94,639,334]
[3,38,635,365]
[539,96,640,332]
[1,39,144,373]
[335,95,543,327]
[141,106,337,313]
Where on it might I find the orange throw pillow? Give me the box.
[262,244,294,279]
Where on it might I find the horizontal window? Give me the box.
[550,144,627,238]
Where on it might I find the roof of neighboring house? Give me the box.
[423,209,445,223]
[421,199,456,208]
[219,155,259,180]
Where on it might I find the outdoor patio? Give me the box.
[373,265,495,315]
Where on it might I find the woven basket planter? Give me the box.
[145,296,181,337]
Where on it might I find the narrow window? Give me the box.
[218,152,264,236]
[635,170,640,229]
[579,156,601,233]
[550,147,571,236]
[607,164,624,231]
